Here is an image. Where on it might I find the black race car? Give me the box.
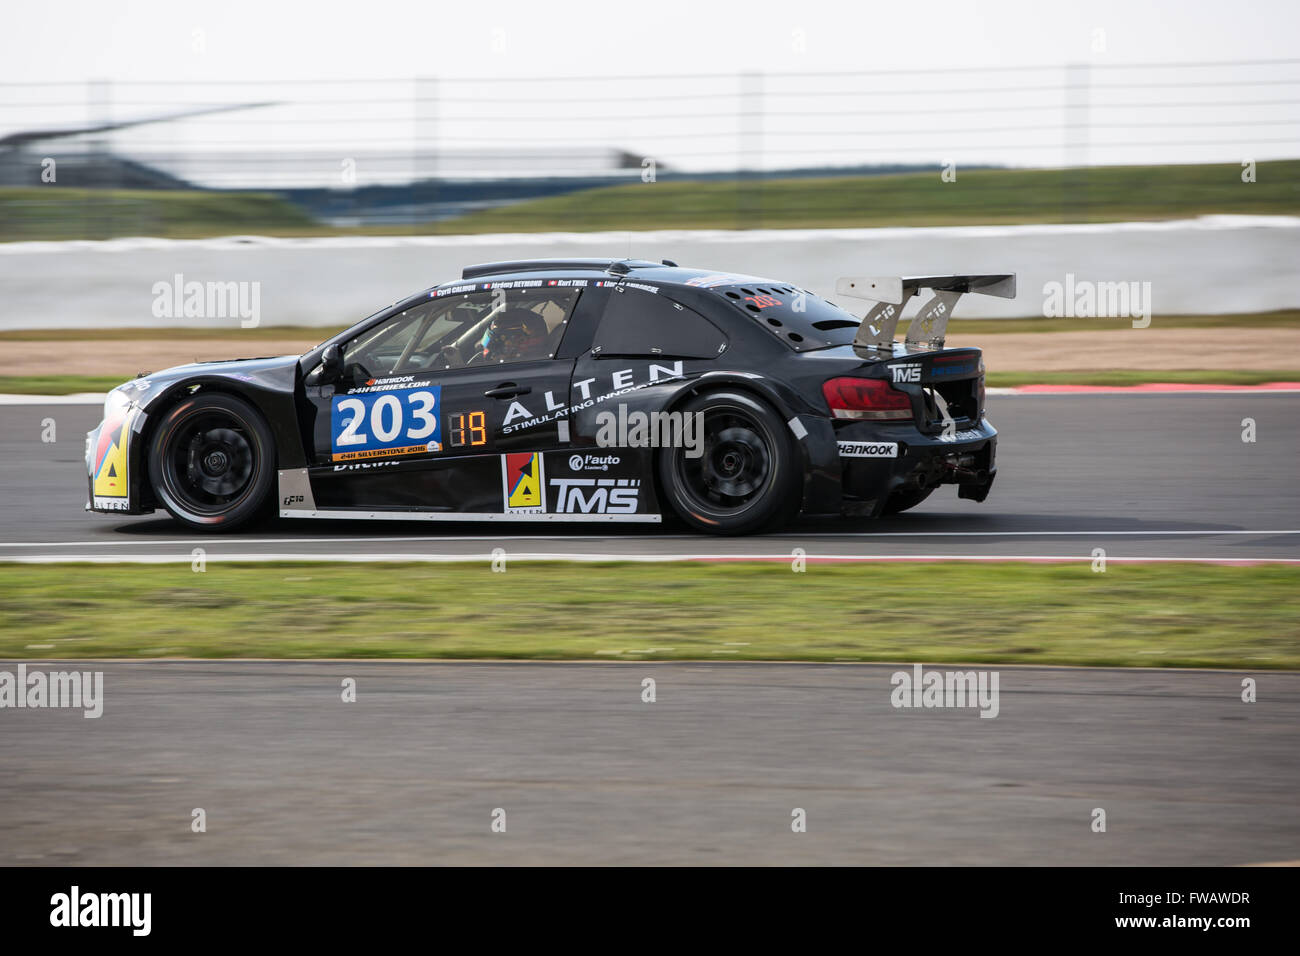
[86,259,1014,534]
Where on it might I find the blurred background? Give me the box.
[3,59,1299,236]
[0,1,1297,334]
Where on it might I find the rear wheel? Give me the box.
[881,485,935,515]
[148,392,276,532]
[657,391,801,535]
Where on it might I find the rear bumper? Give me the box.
[835,418,997,514]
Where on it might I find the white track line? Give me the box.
[2,529,1296,549]
[4,553,1298,565]
[0,393,107,405]
[0,533,697,548]
[771,529,1300,537]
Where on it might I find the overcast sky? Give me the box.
[3,0,1298,181]
[4,0,1297,81]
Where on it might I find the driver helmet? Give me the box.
[482,308,548,362]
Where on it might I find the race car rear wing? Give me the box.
[834,274,1017,350]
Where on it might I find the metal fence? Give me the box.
[2,56,1298,234]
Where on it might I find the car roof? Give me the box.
[443,258,792,292]
[426,258,842,351]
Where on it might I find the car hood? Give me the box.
[111,353,302,411]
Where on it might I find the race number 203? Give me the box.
[331,385,443,461]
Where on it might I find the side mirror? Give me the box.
[319,343,344,383]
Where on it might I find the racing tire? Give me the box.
[881,485,935,515]
[148,392,276,532]
[657,390,801,535]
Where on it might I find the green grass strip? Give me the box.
[1,561,1295,668]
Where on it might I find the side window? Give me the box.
[341,288,580,381]
[341,298,468,382]
[591,287,727,359]
[472,288,577,367]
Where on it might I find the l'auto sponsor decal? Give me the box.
[502,452,546,514]
[331,384,442,461]
[567,453,621,471]
[837,441,900,459]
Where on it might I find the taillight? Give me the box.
[822,377,913,420]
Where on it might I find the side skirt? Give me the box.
[275,467,662,523]
[278,509,662,523]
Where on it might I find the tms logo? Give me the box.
[551,477,640,514]
[890,364,921,384]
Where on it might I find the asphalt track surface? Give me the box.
[1,394,1297,864]
[0,662,1296,865]
[0,394,1296,562]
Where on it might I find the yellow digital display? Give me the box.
[448,410,487,447]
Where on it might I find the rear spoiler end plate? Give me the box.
[836,274,1017,350]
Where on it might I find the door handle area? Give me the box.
[484,384,532,399]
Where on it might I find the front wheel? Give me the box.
[147,392,276,531]
[657,391,801,535]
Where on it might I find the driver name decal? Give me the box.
[331,385,442,461]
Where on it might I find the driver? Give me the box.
[480,308,549,363]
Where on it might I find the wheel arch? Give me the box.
[135,377,297,509]
[654,372,841,519]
